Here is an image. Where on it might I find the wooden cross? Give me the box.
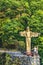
[20,27,40,55]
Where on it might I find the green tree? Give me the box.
[0,0,43,64]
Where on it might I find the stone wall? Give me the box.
[10,54,40,65]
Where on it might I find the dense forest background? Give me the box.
[0,0,43,65]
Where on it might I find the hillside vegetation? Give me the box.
[0,0,43,65]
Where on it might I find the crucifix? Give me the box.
[20,27,40,55]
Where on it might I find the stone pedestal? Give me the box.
[8,52,40,65]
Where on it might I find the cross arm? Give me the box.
[19,31,26,36]
[30,32,40,37]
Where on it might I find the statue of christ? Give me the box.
[20,27,40,55]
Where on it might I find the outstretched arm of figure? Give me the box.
[19,31,26,36]
[30,32,40,37]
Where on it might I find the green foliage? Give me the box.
[0,0,43,65]
[0,53,6,65]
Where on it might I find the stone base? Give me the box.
[8,52,40,65]
[11,55,40,65]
